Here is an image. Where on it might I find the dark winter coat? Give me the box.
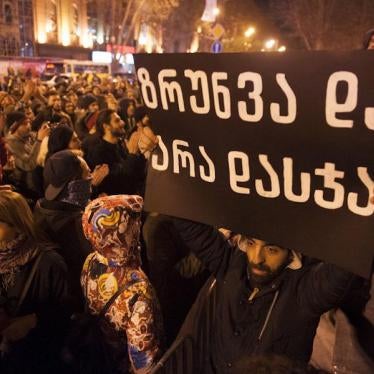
[81,132,100,158]
[172,219,356,373]
[0,246,70,372]
[34,199,91,311]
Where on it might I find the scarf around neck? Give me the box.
[0,233,40,290]
[60,178,92,209]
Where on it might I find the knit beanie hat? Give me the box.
[81,94,98,110]
[5,111,26,134]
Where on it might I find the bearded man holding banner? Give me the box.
[169,202,373,372]
[134,49,374,372]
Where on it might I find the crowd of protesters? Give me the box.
[0,47,372,374]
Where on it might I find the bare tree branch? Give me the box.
[271,0,374,50]
[123,0,147,46]
[116,0,135,49]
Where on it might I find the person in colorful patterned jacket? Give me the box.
[81,194,163,374]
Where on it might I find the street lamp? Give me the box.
[278,45,286,52]
[244,27,256,38]
[265,39,276,49]
[213,7,220,16]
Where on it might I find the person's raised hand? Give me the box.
[138,126,158,154]
[23,80,35,97]
[91,164,109,186]
[37,122,50,141]
[126,130,141,154]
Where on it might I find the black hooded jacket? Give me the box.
[172,218,356,373]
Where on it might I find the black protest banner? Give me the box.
[134,51,374,278]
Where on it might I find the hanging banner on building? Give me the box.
[134,51,374,278]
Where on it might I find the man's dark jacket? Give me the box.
[84,136,146,196]
[173,219,355,373]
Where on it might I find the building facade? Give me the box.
[0,0,167,59]
[33,0,93,58]
[0,1,23,56]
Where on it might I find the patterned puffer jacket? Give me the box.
[81,194,163,374]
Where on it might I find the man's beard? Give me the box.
[247,260,289,287]
[111,129,125,138]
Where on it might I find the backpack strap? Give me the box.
[99,283,127,318]
[13,250,43,316]
[85,255,146,318]
[98,279,145,318]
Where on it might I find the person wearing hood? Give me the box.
[363,28,374,50]
[81,195,163,374]
[34,150,108,311]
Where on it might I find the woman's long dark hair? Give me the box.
[45,123,74,160]
[0,190,42,241]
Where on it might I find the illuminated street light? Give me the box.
[197,26,202,34]
[125,53,134,65]
[38,33,47,44]
[278,45,286,52]
[97,33,104,45]
[139,33,147,46]
[265,39,276,49]
[82,33,93,49]
[213,7,220,16]
[46,20,53,33]
[244,27,256,38]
